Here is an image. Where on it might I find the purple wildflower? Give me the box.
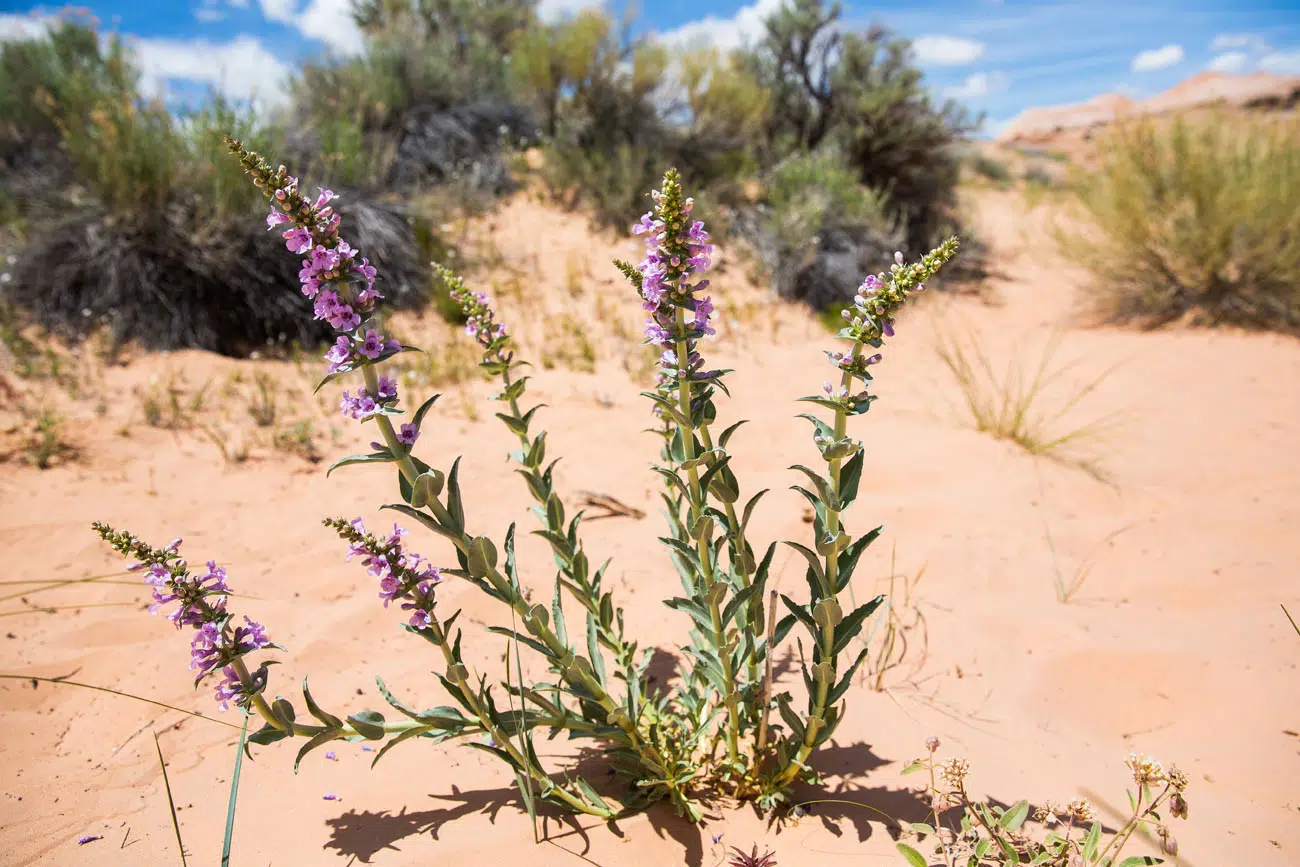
[93,524,279,713]
[397,423,419,446]
[328,518,441,626]
[322,793,339,801]
[78,835,102,845]
[283,227,314,254]
[325,751,338,761]
[324,336,353,373]
[214,666,242,711]
[358,329,385,359]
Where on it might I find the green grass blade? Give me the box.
[153,730,188,866]
[221,714,250,867]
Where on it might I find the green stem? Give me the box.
[698,426,761,694]
[501,367,636,675]
[423,611,613,819]
[674,308,741,768]
[773,341,862,788]
[363,362,419,486]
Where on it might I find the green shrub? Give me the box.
[743,0,976,250]
[1059,113,1300,331]
[765,150,889,254]
[968,152,1011,185]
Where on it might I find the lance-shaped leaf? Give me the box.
[301,677,342,729]
[370,724,436,767]
[838,450,865,509]
[835,525,883,592]
[346,710,387,740]
[327,450,394,477]
[833,595,885,655]
[294,729,343,772]
[783,541,827,589]
[717,419,748,449]
[828,646,871,704]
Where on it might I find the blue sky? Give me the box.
[2,0,1298,135]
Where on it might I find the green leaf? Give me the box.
[796,395,849,412]
[790,464,839,511]
[467,536,498,578]
[370,725,434,767]
[836,525,883,591]
[1081,822,1102,860]
[301,677,342,729]
[740,489,769,538]
[326,451,393,477]
[828,645,871,704]
[910,822,935,836]
[487,626,551,658]
[896,842,928,867]
[586,612,605,685]
[574,776,611,812]
[779,594,818,640]
[839,450,865,508]
[782,541,826,588]
[1115,858,1163,867]
[832,595,885,655]
[294,729,342,772]
[220,715,248,867]
[495,412,528,437]
[999,799,1030,831]
[347,710,387,740]
[796,412,835,442]
[412,393,441,430]
[717,419,748,449]
[900,759,926,775]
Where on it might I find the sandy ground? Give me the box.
[1,189,1298,867]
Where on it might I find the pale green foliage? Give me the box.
[1060,113,1300,331]
[765,150,890,253]
[742,0,976,248]
[933,323,1120,478]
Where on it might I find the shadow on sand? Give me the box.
[321,739,934,866]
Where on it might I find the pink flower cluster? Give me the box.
[341,519,441,629]
[119,536,270,710]
[632,179,717,378]
[263,181,397,379]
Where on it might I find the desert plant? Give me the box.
[23,404,75,469]
[744,0,977,249]
[898,740,1190,866]
[933,323,1119,478]
[1059,112,1300,331]
[91,148,957,827]
[967,153,1011,186]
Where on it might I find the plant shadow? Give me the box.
[321,741,932,866]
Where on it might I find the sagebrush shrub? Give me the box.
[1060,113,1300,332]
[93,141,957,822]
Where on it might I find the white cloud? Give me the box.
[1207,51,1249,73]
[536,0,600,24]
[131,34,293,108]
[258,0,297,24]
[658,0,783,53]
[0,12,55,41]
[1259,50,1300,74]
[1131,44,1184,72]
[1211,33,1268,52]
[912,35,984,66]
[296,0,366,55]
[944,71,1009,100]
